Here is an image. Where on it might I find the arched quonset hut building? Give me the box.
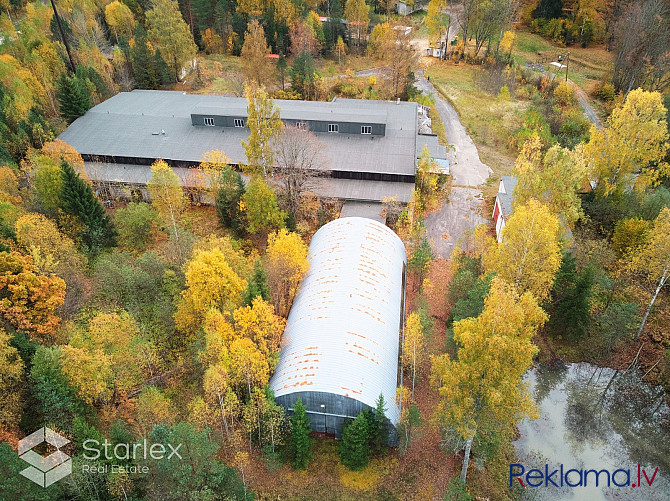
[269,217,407,441]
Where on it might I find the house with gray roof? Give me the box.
[493,175,518,242]
[58,90,447,204]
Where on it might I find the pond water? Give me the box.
[514,362,670,501]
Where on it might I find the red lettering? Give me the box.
[643,467,659,486]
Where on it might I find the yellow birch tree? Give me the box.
[483,199,562,301]
[431,277,546,484]
[584,88,669,197]
[265,228,309,316]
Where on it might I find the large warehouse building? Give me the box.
[57,90,447,204]
[269,217,407,440]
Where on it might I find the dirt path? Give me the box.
[415,74,491,259]
[424,188,487,259]
[547,72,602,129]
[572,80,602,128]
[415,75,492,187]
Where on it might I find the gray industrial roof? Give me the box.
[59,90,418,176]
[193,100,388,124]
[416,134,448,160]
[339,201,386,223]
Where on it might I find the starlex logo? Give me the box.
[510,463,660,489]
[18,427,72,488]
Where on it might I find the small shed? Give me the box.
[396,0,417,15]
[426,45,444,58]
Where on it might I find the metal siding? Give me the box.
[83,162,415,203]
[269,217,406,426]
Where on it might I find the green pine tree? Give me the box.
[59,160,116,253]
[549,254,594,338]
[215,165,245,235]
[75,65,110,100]
[57,74,91,123]
[288,398,313,470]
[131,25,171,89]
[277,53,287,90]
[131,25,152,88]
[244,259,271,306]
[371,393,389,455]
[152,49,172,87]
[339,411,371,470]
[290,51,317,99]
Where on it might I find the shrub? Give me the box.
[114,202,159,252]
[595,82,616,102]
[444,477,472,501]
[497,85,511,101]
[596,301,640,352]
[611,218,651,256]
[557,109,591,148]
[511,109,554,150]
[553,81,575,106]
[635,186,670,221]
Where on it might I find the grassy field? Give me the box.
[176,53,382,95]
[319,55,382,77]
[422,29,614,180]
[424,60,528,178]
[408,9,430,38]
[170,54,245,95]
[511,29,614,93]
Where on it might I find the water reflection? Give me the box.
[514,363,670,501]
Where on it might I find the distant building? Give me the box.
[396,0,420,16]
[426,43,445,59]
[493,175,517,242]
[58,90,447,204]
[269,217,406,441]
[394,25,413,36]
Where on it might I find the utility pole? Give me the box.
[49,0,76,74]
[565,51,570,82]
[320,404,327,434]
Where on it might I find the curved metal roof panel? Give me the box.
[270,217,406,424]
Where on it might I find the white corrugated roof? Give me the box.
[270,217,406,424]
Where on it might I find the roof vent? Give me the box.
[161,129,166,135]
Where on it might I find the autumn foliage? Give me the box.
[0,251,65,341]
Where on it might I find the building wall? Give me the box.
[494,199,506,242]
[397,2,413,15]
[191,114,386,136]
[190,114,248,128]
[275,391,398,444]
